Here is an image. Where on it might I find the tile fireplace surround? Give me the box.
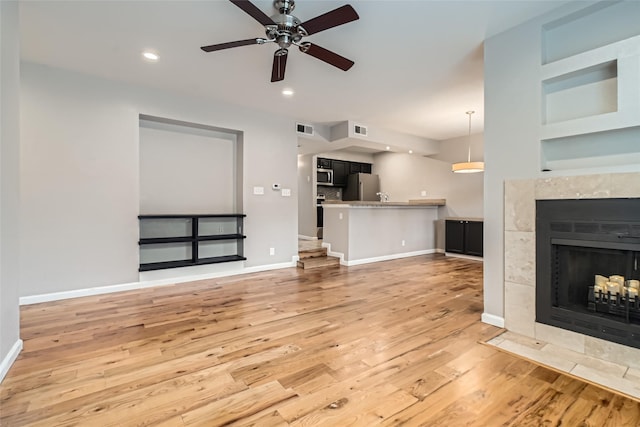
[497,172,640,398]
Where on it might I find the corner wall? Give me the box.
[483,1,640,324]
[0,0,22,382]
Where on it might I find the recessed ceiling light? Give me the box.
[282,89,294,96]
[142,51,159,62]
[409,150,413,154]
[386,146,390,151]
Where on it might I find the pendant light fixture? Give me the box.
[452,110,484,173]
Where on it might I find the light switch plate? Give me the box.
[253,186,264,195]
[281,188,291,197]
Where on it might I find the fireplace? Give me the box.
[536,198,640,349]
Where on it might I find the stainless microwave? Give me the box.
[317,168,334,186]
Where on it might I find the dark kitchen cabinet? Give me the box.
[349,162,373,174]
[332,160,349,186]
[317,157,332,169]
[445,219,483,257]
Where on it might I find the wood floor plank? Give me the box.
[2,254,639,426]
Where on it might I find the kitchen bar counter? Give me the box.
[323,198,446,207]
[322,200,442,266]
[445,216,483,222]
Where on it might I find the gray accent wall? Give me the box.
[1,0,21,381]
[19,62,298,298]
[139,118,238,214]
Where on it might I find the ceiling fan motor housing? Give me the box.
[268,11,303,48]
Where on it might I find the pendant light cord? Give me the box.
[466,111,474,162]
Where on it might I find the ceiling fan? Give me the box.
[201,0,359,82]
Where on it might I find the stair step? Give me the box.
[297,255,340,270]
[298,247,327,260]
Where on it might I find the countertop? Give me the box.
[445,217,484,222]
[323,199,446,207]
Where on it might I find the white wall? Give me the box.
[0,0,22,382]
[20,62,298,298]
[430,133,484,164]
[317,151,375,164]
[483,0,640,324]
[297,154,316,238]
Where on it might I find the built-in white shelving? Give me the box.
[539,2,640,172]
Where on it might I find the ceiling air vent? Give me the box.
[296,123,314,136]
[354,124,368,136]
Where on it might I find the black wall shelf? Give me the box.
[138,214,246,272]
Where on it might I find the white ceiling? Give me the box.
[19,0,570,142]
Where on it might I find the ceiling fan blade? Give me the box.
[299,43,354,71]
[271,49,288,82]
[229,0,276,27]
[201,38,263,52]
[299,4,359,36]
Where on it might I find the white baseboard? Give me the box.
[297,234,318,241]
[343,249,436,266]
[482,313,505,328]
[445,252,483,261]
[20,259,298,306]
[0,339,23,383]
[321,242,436,266]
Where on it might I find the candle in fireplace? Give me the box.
[606,281,621,296]
[610,275,625,287]
[595,275,607,286]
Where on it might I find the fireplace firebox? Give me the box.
[536,198,640,349]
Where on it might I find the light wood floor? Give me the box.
[2,254,639,426]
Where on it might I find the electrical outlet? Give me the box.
[337,191,341,198]
[421,190,427,197]
[402,240,406,246]
[339,213,343,220]
[269,247,275,256]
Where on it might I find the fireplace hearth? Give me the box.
[536,198,640,349]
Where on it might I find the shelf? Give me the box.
[197,234,246,242]
[139,234,246,245]
[139,255,246,272]
[139,214,245,219]
[139,236,192,245]
[138,214,246,272]
[538,29,640,172]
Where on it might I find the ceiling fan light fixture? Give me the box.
[452,110,484,174]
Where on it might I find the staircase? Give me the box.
[297,247,340,270]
